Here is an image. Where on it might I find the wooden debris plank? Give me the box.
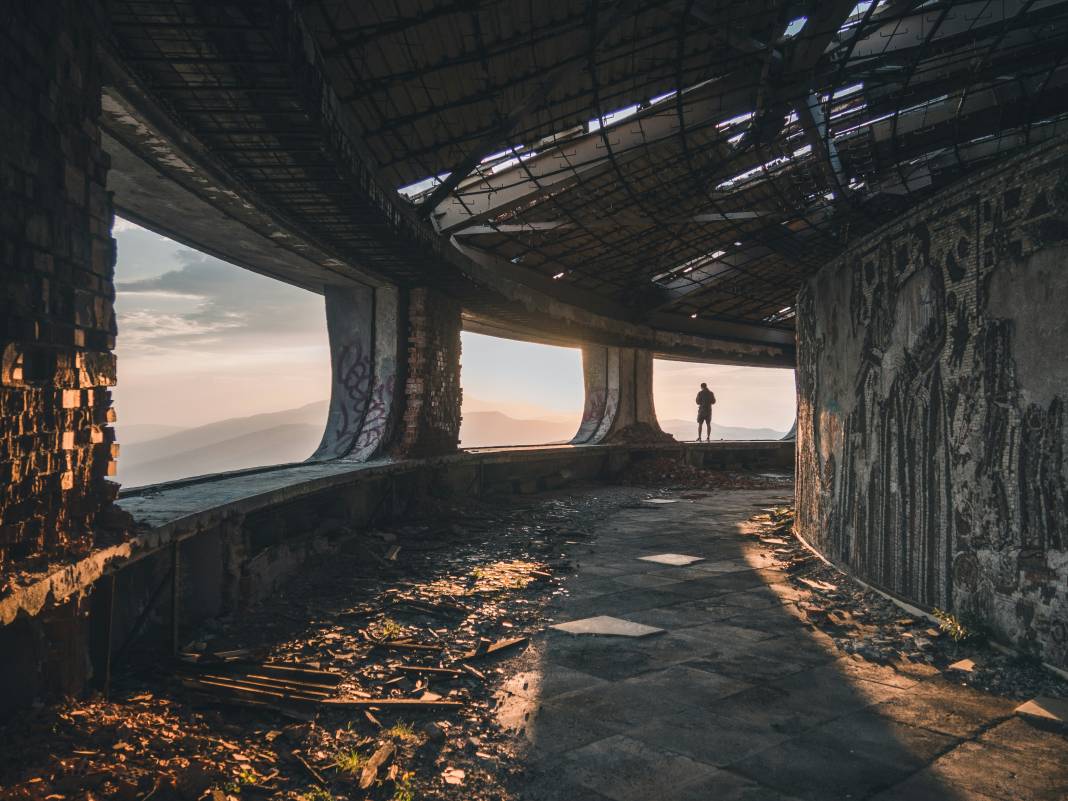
[191,672,334,698]
[359,743,395,789]
[460,663,486,680]
[458,636,529,661]
[396,665,465,677]
[378,640,444,652]
[292,751,326,786]
[258,663,345,684]
[180,676,320,705]
[320,697,463,709]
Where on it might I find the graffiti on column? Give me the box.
[331,339,373,442]
[351,375,396,455]
[581,388,607,424]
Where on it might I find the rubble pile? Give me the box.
[749,507,1068,701]
[601,423,676,445]
[0,487,644,801]
[620,455,793,490]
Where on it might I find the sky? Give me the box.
[111,218,795,434]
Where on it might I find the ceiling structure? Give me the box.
[100,0,1068,356]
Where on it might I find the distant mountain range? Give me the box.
[658,419,787,442]
[114,401,329,488]
[114,401,785,488]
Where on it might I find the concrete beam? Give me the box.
[451,212,773,236]
[99,81,382,292]
[452,238,796,366]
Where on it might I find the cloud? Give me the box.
[112,217,143,233]
[117,309,246,353]
[114,246,326,353]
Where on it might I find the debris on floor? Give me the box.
[0,485,647,801]
[620,455,793,490]
[746,506,1068,702]
[601,423,676,444]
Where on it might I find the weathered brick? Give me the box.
[0,0,116,572]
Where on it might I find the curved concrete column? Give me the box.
[572,346,669,444]
[781,419,797,440]
[311,285,401,461]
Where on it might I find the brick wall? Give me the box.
[796,137,1068,667]
[393,288,462,458]
[0,1,117,571]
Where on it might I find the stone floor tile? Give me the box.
[551,615,665,637]
[628,709,793,767]
[518,770,617,801]
[550,588,688,620]
[497,663,610,703]
[619,664,753,708]
[513,699,618,762]
[871,679,1017,738]
[617,602,740,630]
[716,587,785,609]
[1014,696,1068,729]
[545,638,683,681]
[639,553,706,566]
[559,735,721,801]
[976,716,1068,765]
[729,736,917,800]
[661,571,769,599]
[883,739,1068,801]
[804,708,959,769]
[703,684,827,736]
[672,772,806,801]
[870,774,1006,801]
[610,572,685,589]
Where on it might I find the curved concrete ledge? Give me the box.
[0,441,793,627]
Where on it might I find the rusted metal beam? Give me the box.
[418,0,639,218]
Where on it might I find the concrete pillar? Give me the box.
[312,285,462,461]
[393,288,462,458]
[312,284,401,461]
[0,0,116,568]
[572,346,671,444]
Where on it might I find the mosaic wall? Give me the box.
[796,138,1068,667]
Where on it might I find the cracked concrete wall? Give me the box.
[796,138,1068,668]
[0,0,117,571]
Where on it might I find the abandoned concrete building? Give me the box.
[3,0,1068,798]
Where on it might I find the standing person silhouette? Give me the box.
[696,382,716,442]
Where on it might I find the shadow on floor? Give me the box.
[499,490,1067,801]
